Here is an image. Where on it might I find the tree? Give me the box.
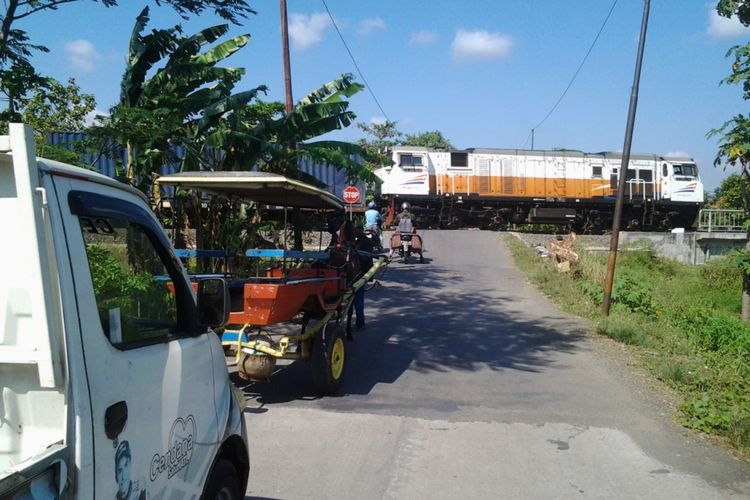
[0,76,95,164]
[207,74,379,183]
[90,6,257,188]
[357,120,401,156]
[710,0,750,320]
[0,1,254,61]
[713,173,750,210]
[402,130,454,150]
[0,1,254,117]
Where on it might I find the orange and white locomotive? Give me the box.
[376,146,704,232]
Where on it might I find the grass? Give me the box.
[503,233,750,456]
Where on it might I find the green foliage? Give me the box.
[595,316,648,346]
[611,274,655,315]
[91,6,257,186]
[357,119,402,166]
[402,130,454,150]
[718,0,750,25]
[85,244,173,318]
[712,173,748,209]
[700,257,742,290]
[680,392,743,433]
[709,2,750,213]
[0,1,254,117]
[0,77,96,163]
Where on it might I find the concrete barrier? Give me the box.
[513,231,748,265]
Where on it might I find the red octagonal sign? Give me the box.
[342,185,360,204]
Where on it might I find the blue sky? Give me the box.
[23,0,750,191]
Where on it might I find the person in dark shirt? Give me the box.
[347,220,374,336]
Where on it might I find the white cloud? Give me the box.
[64,40,101,72]
[707,8,750,38]
[369,116,387,125]
[410,30,438,45]
[451,29,513,61]
[359,17,386,36]
[289,13,331,50]
[85,109,108,127]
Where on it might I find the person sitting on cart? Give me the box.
[347,220,374,336]
[325,210,346,248]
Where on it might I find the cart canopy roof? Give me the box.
[158,171,344,210]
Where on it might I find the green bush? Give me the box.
[679,392,738,433]
[700,258,742,291]
[611,274,655,315]
[595,316,648,346]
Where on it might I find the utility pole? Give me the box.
[602,0,650,315]
[531,129,535,150]
[280,0,293,113]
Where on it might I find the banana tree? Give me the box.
[202,73,379,182]
[92,6,258,191]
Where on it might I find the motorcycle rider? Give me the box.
[364,201,383,248]
[395,201,414,232]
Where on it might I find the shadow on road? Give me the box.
[236,244,585,405]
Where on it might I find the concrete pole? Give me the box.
[280,0,293,113]
[602,0,650,315]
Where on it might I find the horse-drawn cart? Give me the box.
[159,172,385,394]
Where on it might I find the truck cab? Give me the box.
[0,124,248,499]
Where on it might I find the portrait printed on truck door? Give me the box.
[114,440,147,500]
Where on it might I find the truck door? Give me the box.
[51,177,220,499]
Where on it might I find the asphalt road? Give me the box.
[239,230,750,499]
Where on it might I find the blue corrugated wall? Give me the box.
[46,131,366,202]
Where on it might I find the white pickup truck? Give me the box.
[0,124,249,499]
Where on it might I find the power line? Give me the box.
[321,0,390,122]
[524,0,620,148]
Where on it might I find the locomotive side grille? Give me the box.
[501,160,513,194]
[478,158,490,194]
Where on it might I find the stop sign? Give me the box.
[342,185,360,204]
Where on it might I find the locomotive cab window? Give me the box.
[450,152,469,168]
[663,163,669,177]
[592,165,602,178]
[399,154,424,169]
[677,164,697,177]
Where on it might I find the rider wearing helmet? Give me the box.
[396,201,413,223]
[395,201,415,234]
[364,200,383,246]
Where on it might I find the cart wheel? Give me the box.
[312,322,346,395]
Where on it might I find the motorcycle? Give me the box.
[364,224,383,252]
[389,218,424,264]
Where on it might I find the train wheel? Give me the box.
[312,322,346,395]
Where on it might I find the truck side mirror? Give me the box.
[197,278,230,330]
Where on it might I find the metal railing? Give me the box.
[697,209,747,232]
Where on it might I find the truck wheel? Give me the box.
[312,322,346,395]
[202,459,242,500]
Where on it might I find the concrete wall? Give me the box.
[608,232,747,265]
[516,231,748,265]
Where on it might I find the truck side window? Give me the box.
[78,216,178,346]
